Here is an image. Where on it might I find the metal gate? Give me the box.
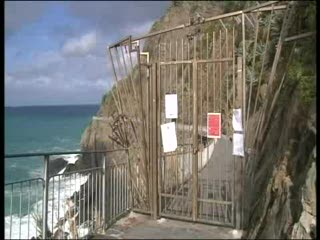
[107,0,291,228]
[153,26,241,227]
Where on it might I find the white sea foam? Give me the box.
[5,172,89,239]
[62,154,80,165]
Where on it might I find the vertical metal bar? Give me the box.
[102,155,106,232]
[169,41,172,93]
[157,60,162,216]
[112,167,115,220]
[213,31,216,112]
[98,171,102,227]
[164,42,167,119]
[75,175,78,238]
[175,39,179,215]
[120,46,132,97]
[115,47,130,103]
[108,163,114,221]
[232,26,236,227]
[241,12,246,229]
[242,13,246,137]
[58,175,60,234]
[19,182,22,239]
[123,165,126,212]
[176,39,178,92]
[91,172,94,230]
[200,33,204,220]
[95,169,98,229]
[206,32,209,221]
[218,28,222,223]
[236,57,243,229]
[225,27,229,223]
[192,36,198,222]
[181,37,185,216]
[121,166,123,214]
[87,173,90,228]
[152,63,158,219]
[116,166,119,217]
[116,166,120,217]
[219,30,222,112]
[62,176,66,235]
[187,39,191,217]
[125,165,128,210]
[108,48,123,113]
[127,40,138,100]
[42,155,49,239]
[211,28,216,221]
[136,45,150,208]
[10,184,13,239]
[51,176,54,232]
[157,43,161,217]
[78,174,81,234]
[28,181,31,239]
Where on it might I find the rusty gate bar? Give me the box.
[192,51,198,221]
[151,63,158,219]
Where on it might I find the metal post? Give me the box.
[152,63,158,219]
[192,60,198,222]
[235,57,243,230]
[136,45,150,209]
[42,155,49,239]
[102,154,106,233]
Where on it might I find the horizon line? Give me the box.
[5,103,101,108]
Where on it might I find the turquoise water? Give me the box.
[5,105,99,237]
[5,104,99,183]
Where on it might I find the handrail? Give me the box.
[5,148,129,158]
[5,177,45,186]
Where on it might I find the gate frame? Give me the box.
[151,57,243,227]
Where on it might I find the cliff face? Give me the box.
[80,1,316,239]
[244,86,316,239]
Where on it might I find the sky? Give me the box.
[5,1,171,106]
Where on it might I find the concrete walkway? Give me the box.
[92,212,242,239]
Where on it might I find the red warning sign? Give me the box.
[207,113,221,138]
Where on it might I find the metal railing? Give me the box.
[5,149,131,239]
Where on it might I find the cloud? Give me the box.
[5,1,171,106]
[62,31,97,57]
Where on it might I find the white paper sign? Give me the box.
[165,94,178,119]
[233,133,244,157]
[232,109,243,132]
[161,122,177,153]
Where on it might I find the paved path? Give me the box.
[93,212,242,239]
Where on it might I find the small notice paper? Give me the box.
[232,109,243,132]
[161,122,177,153]
[165,94,178,119]
[233,133,244,157]
[207,113,221,138]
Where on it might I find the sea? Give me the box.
[5,104,100,238]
